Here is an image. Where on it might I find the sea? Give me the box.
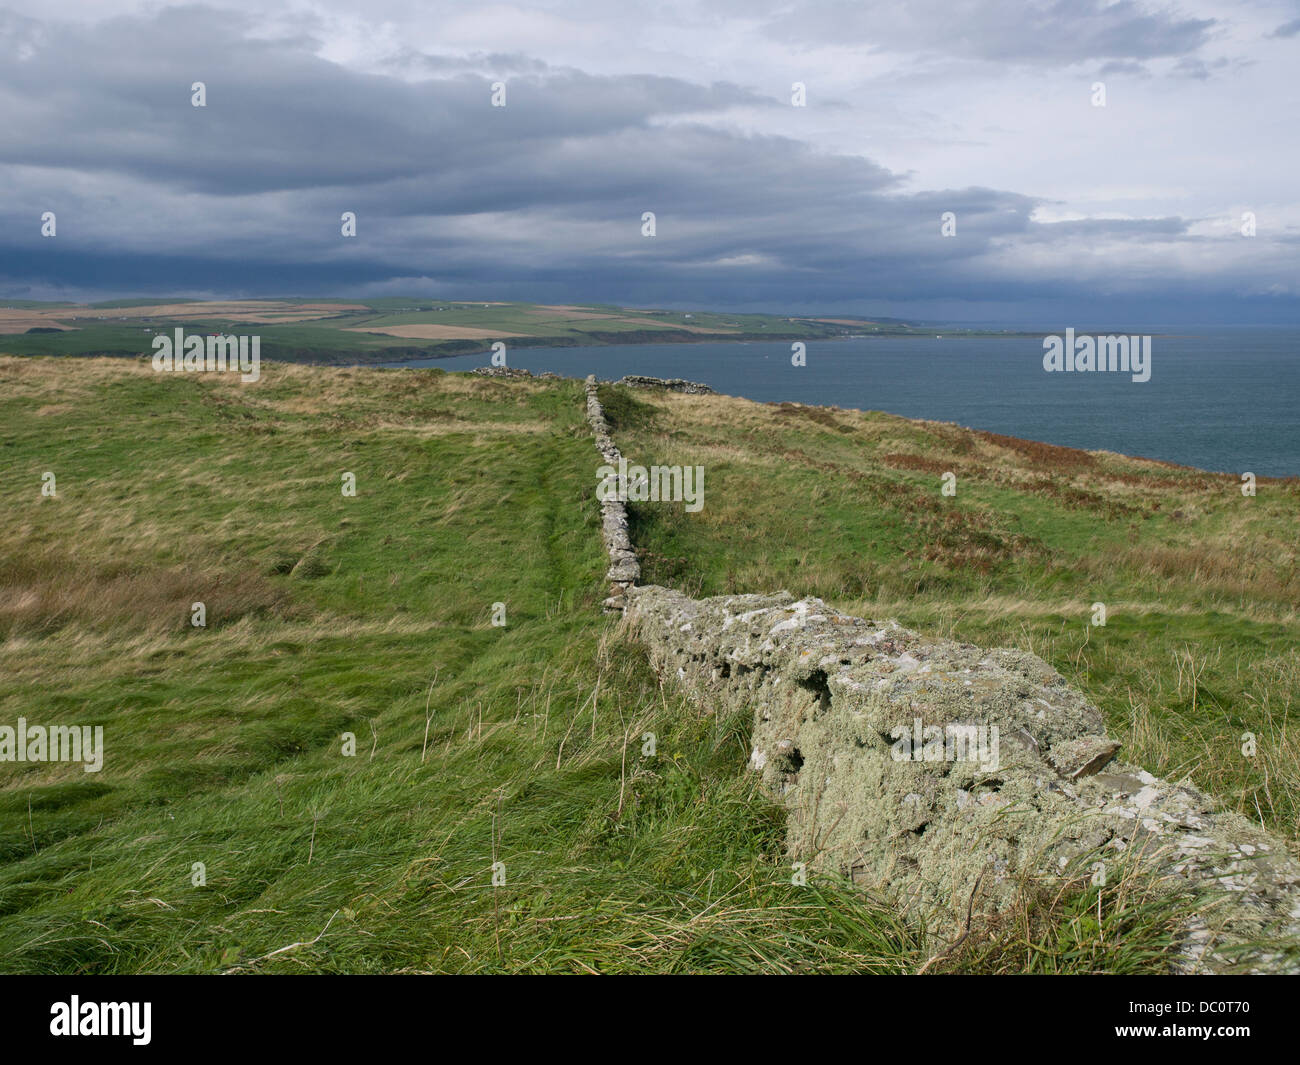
[378,326,1299,476]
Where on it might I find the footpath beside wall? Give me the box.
[581,376,1300,972]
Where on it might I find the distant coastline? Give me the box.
[378,329,1300,477]
[1,296,1045,366]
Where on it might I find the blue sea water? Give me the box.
[379,327,1300,476]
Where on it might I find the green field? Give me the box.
[0,299,864,364]
[0,356,1293,973]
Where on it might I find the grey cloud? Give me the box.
[0,8,776,196]
[760,0,1215,64]
[1169,55,1249,79]
[1098,60,1150,76]
[0,2,1293,321]
[1018,217,1190,241]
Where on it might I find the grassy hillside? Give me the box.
[606,386,1300,840]
[0,356,930,974]
[1,356,1289,973]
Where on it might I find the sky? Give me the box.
[1,0,1297,324]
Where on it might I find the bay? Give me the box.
[379,326,1300,476]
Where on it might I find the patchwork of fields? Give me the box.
[0,299,857,363]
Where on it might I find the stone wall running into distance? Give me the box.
[583,379,1300,973]
[584,375,640,612]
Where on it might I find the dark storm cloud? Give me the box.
[0,7,773,196]
[0,5,1038,303]
[0,3,1294,322]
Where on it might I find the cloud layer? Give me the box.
[0,1,1296,323]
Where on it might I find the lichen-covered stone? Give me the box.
[616,374,715,394]
[471,366,534,378]
[623,583,1300,973]
[1050,735,1121,779]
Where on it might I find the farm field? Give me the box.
[0,299,861,363]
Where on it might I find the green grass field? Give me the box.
[0,299,858,364]
[0,356,1293,973]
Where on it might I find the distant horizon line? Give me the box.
[1,295,1296,332]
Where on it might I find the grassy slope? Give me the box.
[0,357,932,974]
[607,387,1300,840]
[0,358,1272,973]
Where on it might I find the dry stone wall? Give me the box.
[581,379,1300,972]
[615,374,714,394]
[623,584,1300,973]
[584,375,640,612]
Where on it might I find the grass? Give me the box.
[0,356,925,973]
[611,387,1300,842]
[0,356,1288,973]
